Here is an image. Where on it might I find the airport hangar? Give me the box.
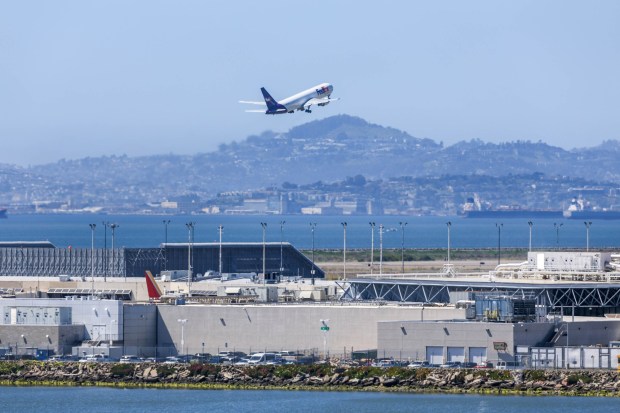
[0,241,324,281]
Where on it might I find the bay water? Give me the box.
[0,214,618,250]
[1,387,617,413]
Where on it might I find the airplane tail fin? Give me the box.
[261,87,287,113]
[145,270,163,300]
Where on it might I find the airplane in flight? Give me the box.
[240,83,338,114]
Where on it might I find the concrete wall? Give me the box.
[122,303,157,357]
[156,304,465,357]
[0,324,84,356]
[377,319,620,364]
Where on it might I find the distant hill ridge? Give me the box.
[5,114,620,198]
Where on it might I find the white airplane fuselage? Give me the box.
[279,83,333,113]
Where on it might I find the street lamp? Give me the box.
[320,319,330,360]
[310,223,317,284]
[218,225,224,276]
[446,222,452,264]
[554,222,563,247]
[102,221,109,281]
[369,222,375,275]
[163,219,171,271]
[341,222,347,280]
[260,222,267,284]
[528,221,533,252]
[185,222,195,294]
[495,223,503,265]
[89,224,96,291]
[379,224,384,275]
[177,319,188,355]
[110,223,119,280]
[279,221,286,274]
[584,221,592,252]
[399,222,407,274]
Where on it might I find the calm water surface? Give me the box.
[0,387,617,413]
[1,214,619,250]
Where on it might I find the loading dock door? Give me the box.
[447,347,465,363]
[426,346,443,365]
[469,347,487,365]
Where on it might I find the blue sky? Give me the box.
[1,1,619,165]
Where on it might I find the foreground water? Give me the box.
[0,387,617,413]
[0,387,618,413]
[1,214,619,250]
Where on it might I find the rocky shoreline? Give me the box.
[1,361,620,396]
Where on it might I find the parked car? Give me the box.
[79,354,111,363]
[407,361,430,368]
[372,359,399,368]
[120,355,143,363]
[163,356,181,364]
[439,361,462,368]
[247,352,278,365]
[475,362,494,369]
[461,362,477,368]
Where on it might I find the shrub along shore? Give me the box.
[1,361,620,396]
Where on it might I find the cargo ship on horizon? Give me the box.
[461,195,562,219]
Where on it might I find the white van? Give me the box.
[247,352,278,365]
[496,361,522,370]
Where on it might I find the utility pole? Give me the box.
[163,220,171,271]
[261,222,267,285]
[341,222,347,280]
[379,224,384,275]
[446,221,452,264]
[584,221,592,252]
[528,221,533,252]
[399,222,407,273]
[185,222,195,294]
[369,222,375,275]
[496,223,503,265]
[110,223,119,280]
[89,224,96,294]
[279,221,285,274]
[218,225,224,276]
[310,223,317,284]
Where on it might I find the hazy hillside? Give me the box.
[1,115,619,211]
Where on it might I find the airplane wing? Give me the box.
[239,100,267,106]
[303,97,340,108]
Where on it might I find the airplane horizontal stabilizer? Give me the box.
[239,100,266,106]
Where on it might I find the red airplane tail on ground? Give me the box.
[145,270,163,300]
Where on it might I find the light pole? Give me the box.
[279,221,286,274]
[446,222,452,264]
[528,221,533,252]
[110,223,119,280]
[89,224,96,290]
[102,221,109,281]
[584,221,592,252]
[310,223,317,284]
[379,224,384,275]
[218,225,224,276]
[341,222,347,280]
[496,223,503,265]
[185,222,195,294]
[369,222,375,275]
[320,319,330,360]
[399,222,407,274]
[163,219,171,271]
[554,223,563,247]
[260,222,267,284]
[177,319,187,355]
